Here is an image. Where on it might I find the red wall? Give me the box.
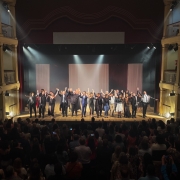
[15,0,164,44]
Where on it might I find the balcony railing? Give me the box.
[164,70,176,84]
[1,23,13,38]
[166,22,180,38]
[4,70,16,84]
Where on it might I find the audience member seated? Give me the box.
[138,140,152,157]
[111,152,133,180]
[111,146,122,164]
[161,155,178,180]
[65,151,82,180]
[5,166,22,180]
[95,122,105,138]
[113,135,125,151]
[13,158,27,180]
[74,137,92,164]
[151,135,166,161]
[69,134,79,151]
[138,164,159,180]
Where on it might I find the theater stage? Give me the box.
[13,107,166,123]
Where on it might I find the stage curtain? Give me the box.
[36,64,50,92]
[127,64,142,93]
[69,64,109,93]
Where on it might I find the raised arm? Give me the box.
[108,89,113,96]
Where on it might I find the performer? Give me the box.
[95,93,103,118]
[80,91,88,117]
[47,90,58,117]
[70,89,80,117]
[109,92,116,117]
[26,92,36,118]
[141,91,157,118]
[131,93,138,118]
[88,90,95,117]
[103,94,110,118]
[124,93,131,118]
[38,90,46,118]
[116,94,124,118]
[58,88,68,117]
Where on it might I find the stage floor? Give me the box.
[14,107,166,122]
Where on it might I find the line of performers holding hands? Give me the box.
[26,87,158,119]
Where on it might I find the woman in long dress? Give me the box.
[124,94,131,118]
[116,94,124,118]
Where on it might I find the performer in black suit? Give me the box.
[89,91,95,117]
[27,92,36,118]
[80,91,88,117]
[58,88,69,117]
[38,90,46,118]
[70,89,80,117]
[131,93,138,118]
[95,93,103,118]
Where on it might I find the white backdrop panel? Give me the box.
[69,64,109,93]
[36,64,50,92]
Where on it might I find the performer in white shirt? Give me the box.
[141,91,157,118]
[109,92,116,117]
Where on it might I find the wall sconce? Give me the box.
[169,90,175,96]
[5,91,9,96]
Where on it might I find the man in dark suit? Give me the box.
[70,89,80,117]
[38,90,46,118]
[95,93,103,118]
[58,88,69,117]
[80,91,88,117]
[27,92,36,118]
[131,93,138,118]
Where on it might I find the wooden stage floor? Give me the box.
[14,107,166,122]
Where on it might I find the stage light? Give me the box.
[96,55,104,63]
[170,0,178,11]
[23,44,29,49]
[3,2,10,12]
[73,55,82,63]
[165,112,171,118]
[153,46,156,49]
[147,46,150,49]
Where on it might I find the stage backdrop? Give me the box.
[35,63,142,94]
[69,64,109,93]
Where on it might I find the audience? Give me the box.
[0,117,180,180]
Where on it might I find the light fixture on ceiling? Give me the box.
[173,43,178,51]
[3,2,10,12]
[170,0,178,11]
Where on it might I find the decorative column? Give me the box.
[163,0,173,38]
[12,45,19,83]
[9,2,16,39]
[0,43,5,86]
[160,46,168,82]
[174,44,180,119]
